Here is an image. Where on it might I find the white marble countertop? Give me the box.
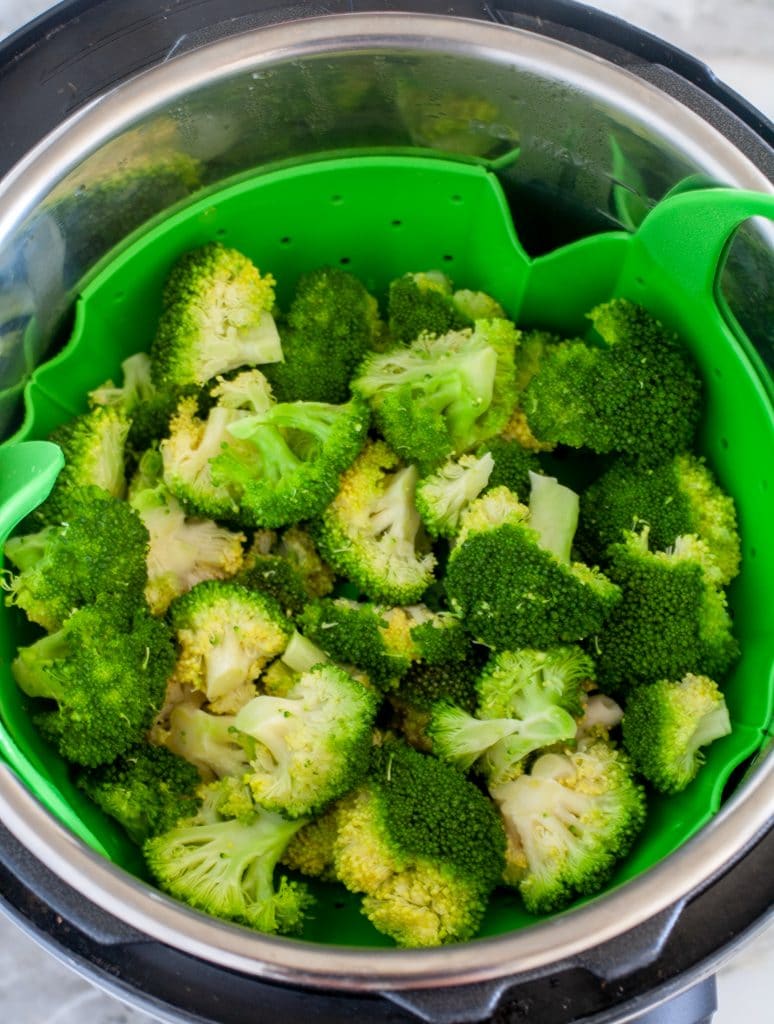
[0,2,771,1022]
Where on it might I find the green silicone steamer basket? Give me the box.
[0,154,772,946]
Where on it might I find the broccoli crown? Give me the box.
[387,271,466,344]
[78,742,200,844]
[492,738,646,913]
[274,525,335,599]
[280,803,341,881]
[407,607,470,665]
[579,453,740,584]
[353,320,519,473]
[622,674,731,793]
[593,530,739,690]
[214,395,370,527]
[170,580,290,712]
[37,407,129,524]
[299,598,415,689]
[234,664,378,818]
[333,740,505,946]
[524,300,702,461]
[445,488,620,649]
[144,792,312,935]
[3,491,149,632]
[452,289,506,323]
[237,553,308,617]
[150,243,281,389]
[263,266,381,403]
[315,441,436,604]
[415,452,494,539]
[390,652,483,751]
[12,599,175,767]
[478,437,541,500]
[499,330,563,454]
[163,702,252,779]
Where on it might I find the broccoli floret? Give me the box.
[280,802,341,881]
[263,266,381,403]
[233,664,378,818]
[492,738,646,913]
[575,693,624,742]
[622,674,731,793]
[129,450,245,616]
[333,740,505,946]
[78,742,200,844]
[144,786,312,935]
[150,243,281,389]
[315,441,436,604]
[499,330,562,454]
[274,525,335,599]
[170,581,290,714]
[415,452,494,539]
[213,395,370,527]
[405,606,470,665]
[579,453,740,584]
[240,527,335,615]
[237,552,308,617]
[260,630,331,697]
[353,320,519,472]
[429,646,591,784]
[593,529,738,690]
[36,407,130,524]
[162,702,251,779]
[478,436,540,499]
[12,599,175,767]
[387,271,505,344]
[445,481,620,649]
[389,652,484,752]
[3,491,148,632]
[524,300,702,461]
[452,289,507,323]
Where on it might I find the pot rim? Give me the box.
[0,12,772,991]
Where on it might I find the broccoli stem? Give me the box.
[528,472,579,563]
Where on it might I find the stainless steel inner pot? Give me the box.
[0,10,771,997]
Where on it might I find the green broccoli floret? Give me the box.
[36,407,130,524]
[150,243,281,389]
[429,646,592,784]
[233,664,378,818]
[129,449,245,616]
[578,453,740,584]
[78,742,201,844]
[213,395,370,527]
[333,740,505,947]
[445,480,620,649]
[162,702,252,779]
[406,606,470,665]
[499,330,562,454]
[274,525,335,598]
[12,599,175,767]
[387,271,505,344]
[144,784,312,935]
[315,441,436,604]
[238,526,335,618]
[492,738,646,913]
[353,320,519,472]
[415,452,494,539]
[524,300,702,461]
[622,674,731,793]
[576,692,624,742]
[280,802,341,881]
[593,529,738,690]
[169,580,290,714]
[263,266,381,403]
[3,491,148,632]
[478,436,541,499]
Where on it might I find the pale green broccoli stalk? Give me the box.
[12,598,175,767]
[263,265,382,403]
[3,491,148,632]
[150,243,281,389]
[524,300,702,462]
[445,483,620,649]
[334,740,505,947]
[234,664,378,818]
[429,646,591,784]
[387,270,505,344]
[144,784,312,935]
[162,702,252,780]
[315,441,436,604]
[622,674,731,793]
[259,630,331,697]
[575,693,624,742]
[492,738,646,913]
[593,529,738,690]
[415,452,494,539]
[578,453,741,584]
[169,580,290,714]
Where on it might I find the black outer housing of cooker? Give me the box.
[0,3,771,1023]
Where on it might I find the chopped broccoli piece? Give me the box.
[389,652,484,752]
[263,266,381,403]
[334,740,505,946]
[3,491,148,632]
[478,436,541,500]
[593,529,738,690]
[162,702,252,780]
[78,742,200,844]
[280,802,341,881]
[234,664,378,818]
[576,693,624,742]
[150,243,281,389]
[12,599,175,767]
[316,441,436,604]
[452,289,507,323]
[524,300,702,461]
[274,525,335,599]
[622,674,731,793]
[387,270,505,344]
[415,452,494,539]
[492,738,646,913]
[406,606,470,665]
[499,330,562,454]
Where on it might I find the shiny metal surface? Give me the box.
[0,11,771,992]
